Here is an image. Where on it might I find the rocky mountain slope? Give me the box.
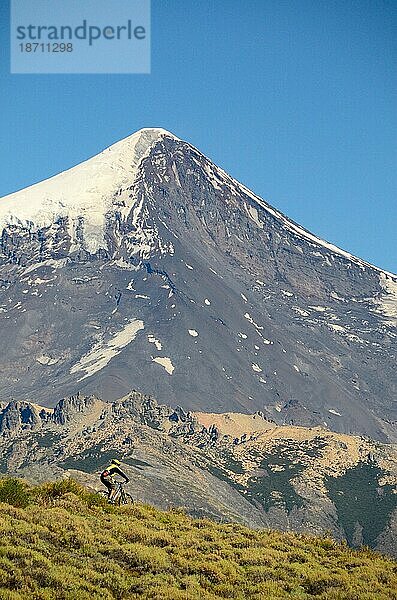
[0,128,396,442]
[0,391,396,557]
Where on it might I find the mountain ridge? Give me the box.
[0,128,396,443]
[1,127,394,276]
[0,390,396,556]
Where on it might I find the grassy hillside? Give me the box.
[0,479,395,600]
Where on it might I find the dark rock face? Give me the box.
[0,401,41,434]
[0,130,395,442]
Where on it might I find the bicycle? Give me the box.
[96,481,134,506]
[112,481,134,506]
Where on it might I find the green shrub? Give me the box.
[35,478,85,501]
[0,479,31,508]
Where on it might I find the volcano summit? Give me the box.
[0,128,395,442]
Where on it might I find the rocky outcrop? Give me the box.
[111,390,171,428]
[52,394,99,425]
[0,401,42,435]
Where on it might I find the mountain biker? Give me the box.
[100,459,129,503]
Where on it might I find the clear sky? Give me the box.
[0,0,396,273]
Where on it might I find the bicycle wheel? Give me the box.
[124,493,134,505]
[118,488,133,505]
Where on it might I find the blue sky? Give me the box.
[0,0,396,272]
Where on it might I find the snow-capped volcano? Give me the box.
[0,128,396,442]
[0,128,177,254]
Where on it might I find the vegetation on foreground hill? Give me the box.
[0,479,395,600]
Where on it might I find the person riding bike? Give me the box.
[100,459,129,503]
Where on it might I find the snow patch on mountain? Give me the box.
[244,203,263,229]
[152,356,175,374]
[32,277,56,285]
[70,319,144,380]
[328,323,346,333]
[328,409,342,416]
[374,274,397,326]
[148,335,162,350]
[37,354,60,366]
[22,258,69,276]
[293,306,310,317]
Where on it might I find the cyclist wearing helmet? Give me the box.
[100,459,129,503]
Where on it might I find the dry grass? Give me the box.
[0,478,395,599]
